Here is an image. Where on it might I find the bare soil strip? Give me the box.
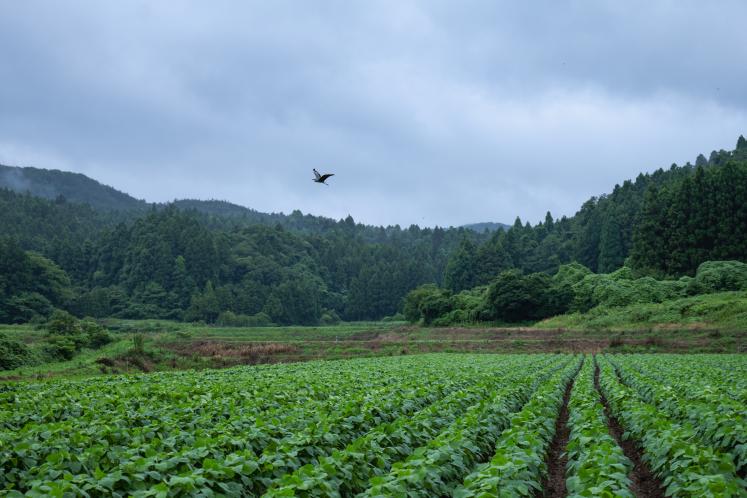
[536,370,576,497]
[593,363,666,498]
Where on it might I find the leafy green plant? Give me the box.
[453,357,583,497]
[0,334,36,370]
[597,357,746,497]
[564,359,633,497]
[609,354,747,472]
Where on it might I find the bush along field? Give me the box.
[404,260,747,331]
[0,311,115,372]
[1,353,745,497]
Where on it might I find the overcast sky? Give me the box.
[1,1,746,227]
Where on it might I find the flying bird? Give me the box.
[312,168,334,185]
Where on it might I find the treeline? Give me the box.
[631,155,747,275]
[442,136,747,294]
[0,197,482,324]
[417,135,747,325]
[2,136,746,326]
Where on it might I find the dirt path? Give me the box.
[536,368,576,497]
[594,363,666,498]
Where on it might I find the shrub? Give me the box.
[694,261,747,293]
[0,334,35,370]
[80,319,113,348]
[419,290,453,325]
[319,310,341,325]
[572,269,689,312]
[45,309,81,336]
[484,270,556,322]
[402,284,444,323]
[44,336,78,361]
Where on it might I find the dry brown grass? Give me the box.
[179,341,299,358]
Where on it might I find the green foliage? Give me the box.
[132,333,145,353]
[4,137,747,326]
[432,286,488,325]
[40,312,112,361]
[269,355,563,498]
[0,333,36,370]
[571,268,689,312]
[610,355,747,473]
[402,284,458,325]
[455,357,582,497]
[598,357,747,497]
[0,238,71,323]
[483,270,559,322]
[79,318,113,348]
[565,360,634,497]
[2,354,746,495]
[381,312,404,322]
[0,354,566,496]
[408,259,747,328]
[402,284,443,323]
[443,238,479,292]
[631,161,747,275]
[542,290,747,331]
[2,292,53,323]
[319,309,341,325]
[693,260,747,293]
[1,184,485,324]
[442,141,747,283]
[43,335,78,360]
[553,262,593,287]
[45,309,80,336]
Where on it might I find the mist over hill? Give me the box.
[1,163,505,232]
[0,164,146,212]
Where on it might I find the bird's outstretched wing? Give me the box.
[313,168,321,180]
[319,173,334,182]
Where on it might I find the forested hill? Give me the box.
[0,164,407,235]
[1,135,746,325]
[0,164,336,231]
[0,164,147,212]
[441,135,747,292]
[0,185,486,324]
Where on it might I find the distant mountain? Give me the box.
[0,164,371,233]
[0,165,300,223]
[462,222,510,233]
[0,164,147,212]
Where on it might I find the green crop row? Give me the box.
[1,354,559,496]
[3,356,465,494]
[452,356,583,497]
[357,357,577,497]
[609,355,747,472]
[264,356,563,497]
[597,357,746,497]
[2,353,746,497]
[615,353,747,403]
[564,358,632,497]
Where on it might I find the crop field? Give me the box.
[1,353,746,497]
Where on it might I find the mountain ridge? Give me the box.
[0,163,506,230]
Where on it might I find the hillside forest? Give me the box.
[1,136,746,329]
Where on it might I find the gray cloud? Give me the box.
[1,1,746,226]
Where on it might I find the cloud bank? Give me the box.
[1,1,745,226]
